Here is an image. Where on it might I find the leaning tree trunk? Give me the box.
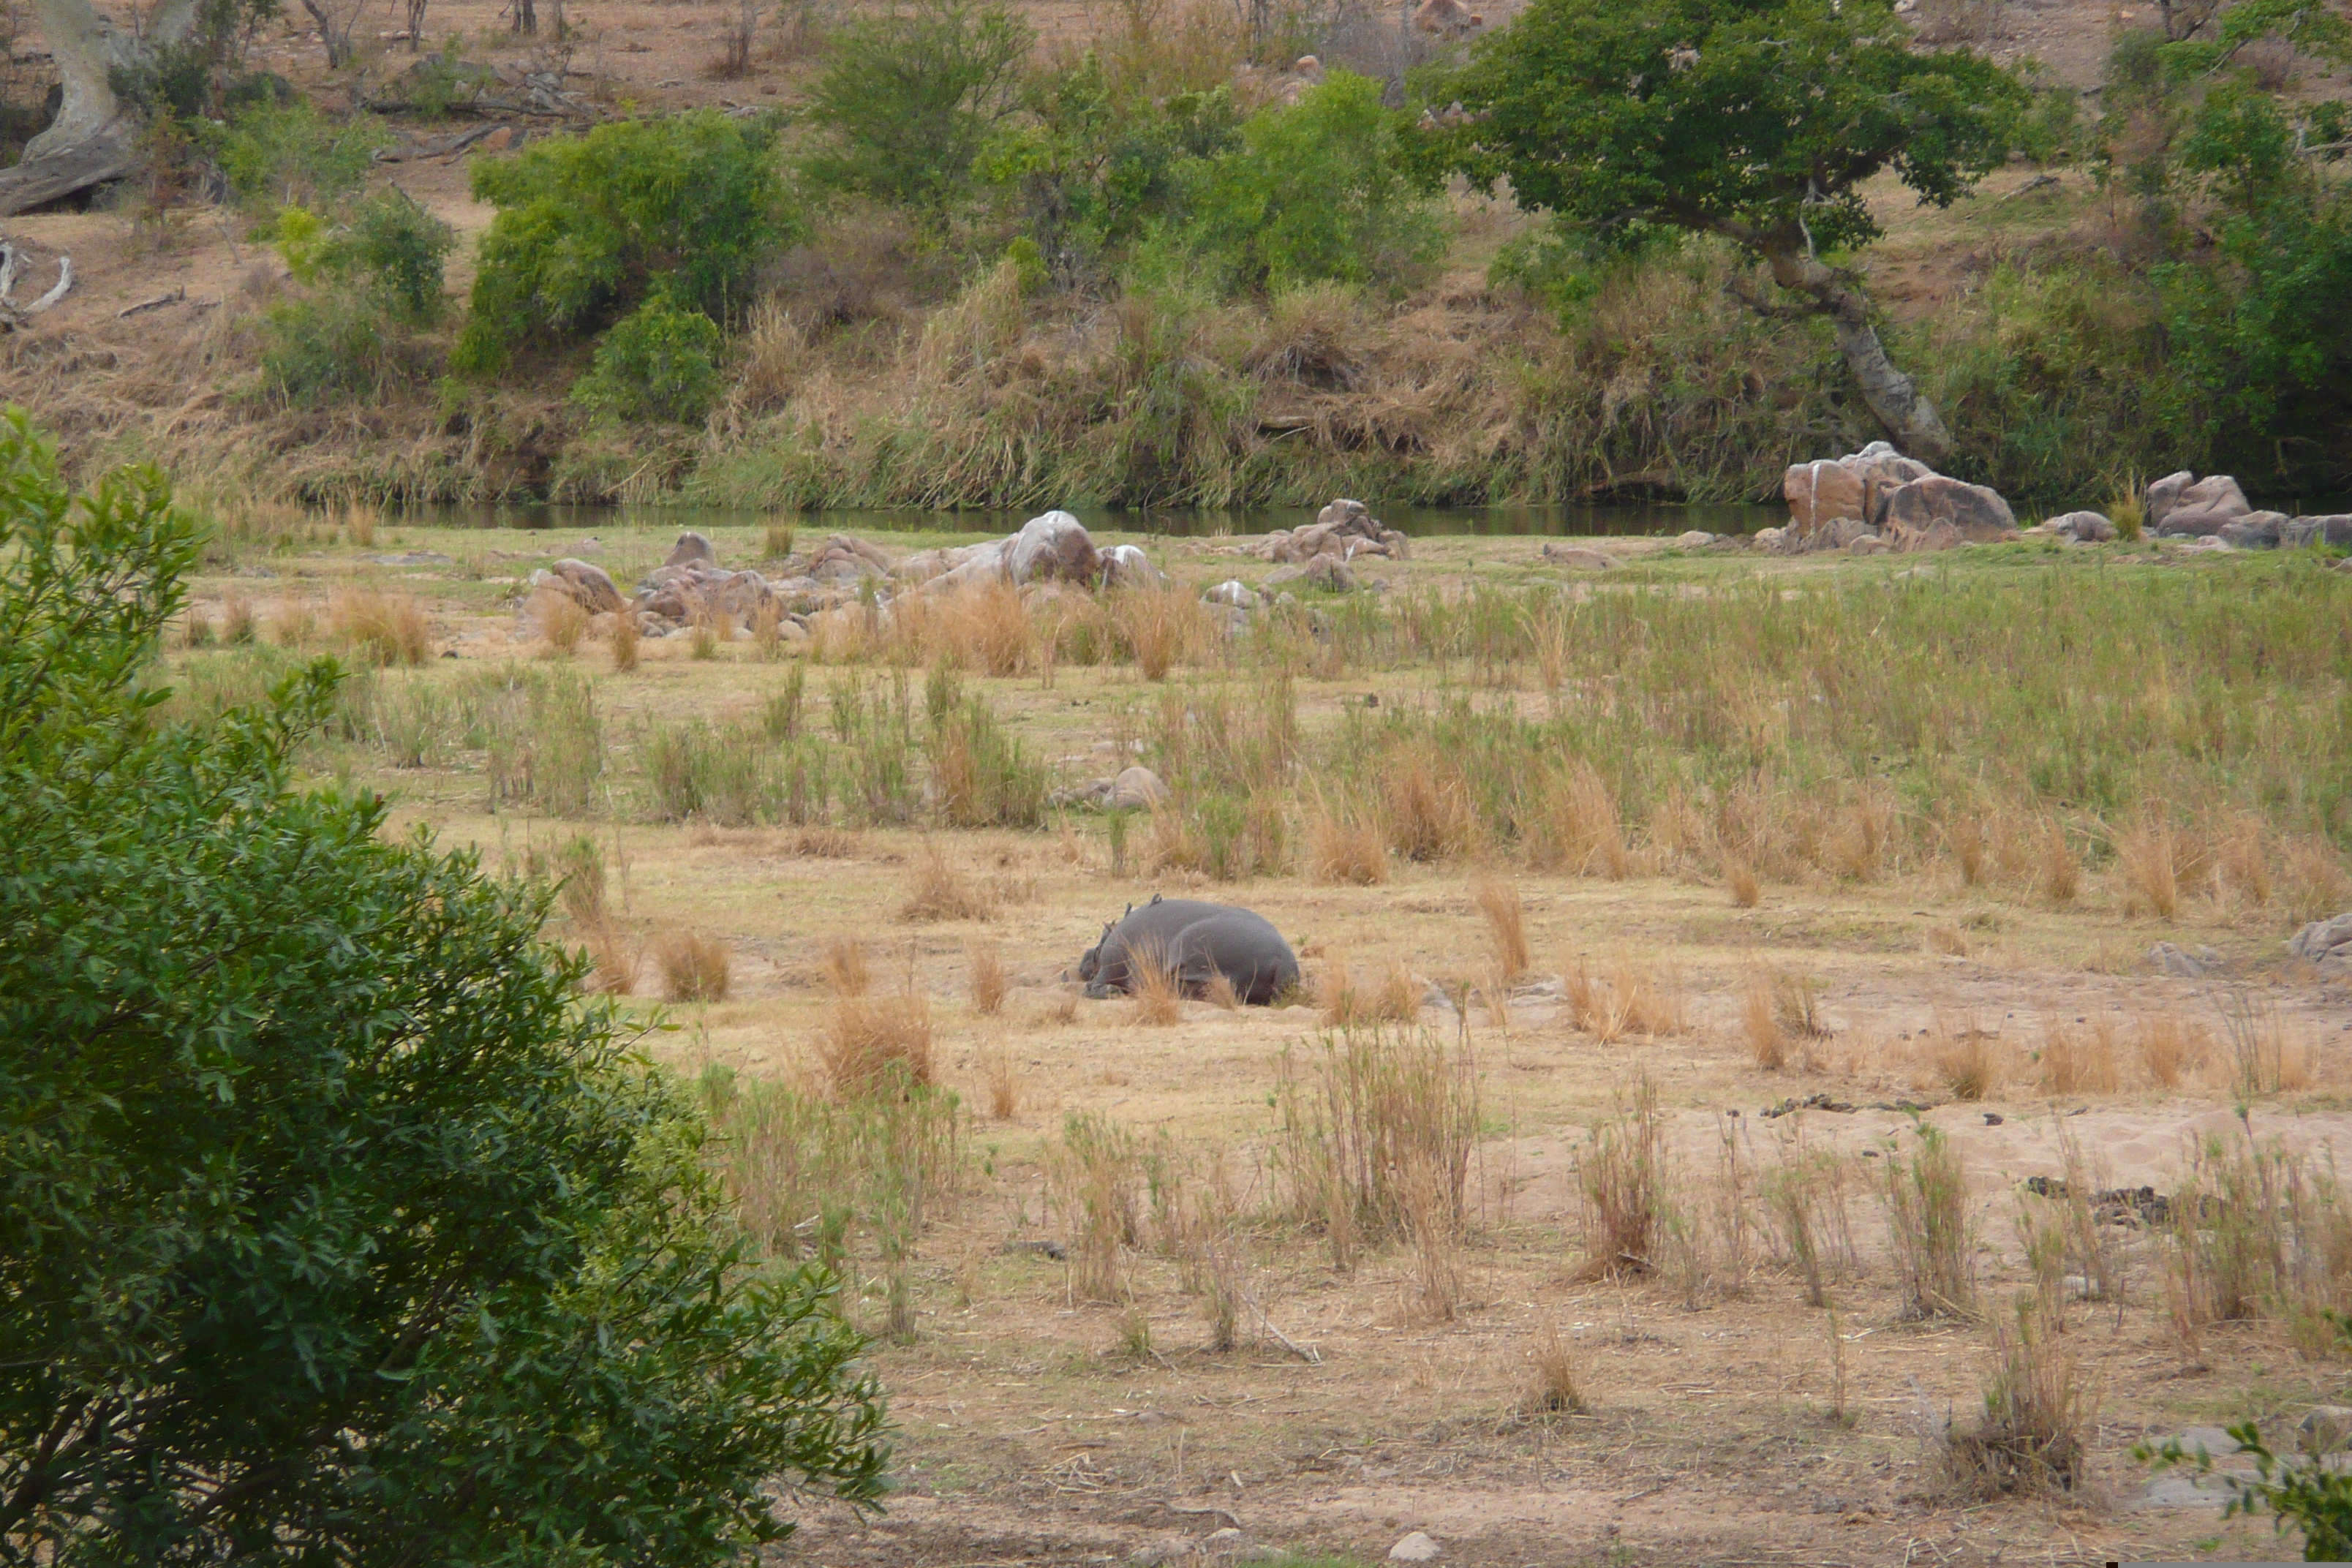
[1,0,200,216]
[1764,246,1952,465]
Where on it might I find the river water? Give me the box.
[410,498,1785,538]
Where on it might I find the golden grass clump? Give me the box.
[900,844,997,922]
[1316,957,1421,1028]
[1723,856,1761,908]
[1946,1296,2095,1498]
[1526,1322,1587,1414]
[2038,820,2081,905]
[1931,1022,2005,1102]
[981,1047,1020,1120]
[821,935,872,997]
[1577,1076,1663,1280]
[609,608,641,671]
[1564,956,1681,1043]
[1204,970,1241,1010]
[656,930,731,1003]
[689,606,725,660]
[221,595,257,645]
[331,588,429,666]
[580,923,641,997]
[1884,1124,1975,1319]
[1383,747,1474,863]
[1308,800,1389,885]
[1473,873,1531,979]
[2038,1019,2121,1096]
[540,595,589,657]
[1128,941,1183,1027]
[2117,812,2182,918]
[1537,761,1629,878]
[764,515,799,560]
[1742,973,1787,1070]
[274,600,318,647]
[2136,1011,2209,1089]
[913,579,1033,677]
[821,988,936,1096]
[968,941,1007,1014]
[1107,581,1199,681]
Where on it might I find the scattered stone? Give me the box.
[632,562,783,626]
[1205,1527,1245,1549]
[2155,474,2253,536]
[2289,911,2352,965]
[1387,1532,1441,1562]
[1539,543,1614,570]
[2300,1406,2352,1451]
[803,532,896,584]
[1761,1093,1858,1117]
[1752,525,1787,551]
[999,1238,1068,1260]
[1847,534,1888,557]
[2140,1471,2238,1508]
[662,530,717,569]
[1303,554,1359,592]
[1257,498,1411,564]
[365,550,455,566]
[1673,529,1718,549]
[1101,543,1161,588]
[1129,1540,1191,1566]
[2150,941,2223,978]
[2175,1426,2251,1458]
[1203,580,1262,610]
[1111,766,1170,810]
[1983,1112,2004,1126]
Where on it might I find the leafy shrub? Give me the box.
[803,0,1033,214]
[215,97,388,210]
[107,0,290,123]
[571,297,725,424]
[278,189,455,320]
[1142,70,1444,296]
[458,110,792,372]
[0,412,888,1561]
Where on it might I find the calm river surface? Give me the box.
[410,500,1785,538]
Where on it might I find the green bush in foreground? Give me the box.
[0,410,886,1562]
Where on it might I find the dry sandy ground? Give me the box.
[151,520,2352,1566]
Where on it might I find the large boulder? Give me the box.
[662,531,717,569]
[2038,510,2116,543]
[918,539,1014,595]
[1098,543,1162,589]
[2291,912,2352,966]
[1881,475,2019,548]
[2283,514,2352,549]
[1782,442,1937,544]
[2219,511,2290,550]
[1539,543,1614,570]
[1258,498,1411,564]
[2145,471,2195,531]
[633,562,782,625]
[527,558,626,614]
[2155,475,2252,537]
[804,532,896,584]
[1009,510,1102,585]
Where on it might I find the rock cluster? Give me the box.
[1776,442,2016,553]
[1256,499,1411,565]
[2145,470,2352,549]
[2290,911,2352,969]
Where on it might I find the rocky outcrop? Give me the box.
[2036,511,2116,543]
[2289,912,2352,968]
[1099,543,1163,588]
[804,532,896,584]
[527,558,627,614]
[1779,442,2014,553]
[1009,510,1102,585]
[1539,543,1614,570]
[2152,474,2252,537]
[2219,512,2290,550]
[635,562,783,625]
[2283,515,2352,549]
[1258,499,1411,565]
[662,531,718,569]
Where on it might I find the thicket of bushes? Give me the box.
[129,0,2352,502]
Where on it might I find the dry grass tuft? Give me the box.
[1931,1022,2005,1102]
[968,942,1007,1015]
[2038,1019,2121,1096]
[1723,856,1761,908]
[1526,1322,1587,1414]
[1108,582,1199,681]
[1399,1151,1462,1324]
[1742,973,1787,1070]
[1564,956,1681,1043]
[1473,873,1531,980]
[821,936,872,998]
[1578,1076,1663,1279]
[1885,1124,1975,1319]
[821,988,936,1096]
[2118,813,2182,918]
[540,595,589,657]
[1383,748,1474,862]
[221,595,257,645]
[1947,1296,2095,1497]
[331,588,429,666]
[1308,800,1389,885]
[2038,820,2081,905]
[1537,761,1629,878]
[1128,941,1183,1027]
[689,606,725,661]
[2136,1011,2209,1090]
[1204,970,1241,1010]
[274,600,318,648]
[580,922,641,997]
[1316,958,1421,1028]
[609,609,641,672]
[981,1047,1020,1120]
[656,930,731,1003]
[900,844,997,923]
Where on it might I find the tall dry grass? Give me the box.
[900,843,996,922]
[1315,957,1421,1028]
[656,930,731,1003]
[1947,1294,2095,1497]
[1308,799,1389,885]
[1885,1125,1975,1319]
[331,588,429,666]
[968,941,1007,1015]
[1473,873,1531,980]
[1578,1077,1664,1280]
[821,986,936,1097]
[610,608,641,671]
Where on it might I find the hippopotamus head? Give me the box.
[1077,920,1113,983]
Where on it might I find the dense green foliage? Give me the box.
[214,97,389,211]
[572,296,726,424]
[1141,70,1444,295]
[2146,1398,2352,1560]
[261,191,453,404]
[804,0,1034,214]
[456,111,792,372]
[1433,0,2027,256]
[0,412,887,1561]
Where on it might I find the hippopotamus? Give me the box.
[1077,896,1300,1005]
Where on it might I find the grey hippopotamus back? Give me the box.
[1078,896,1299,1006]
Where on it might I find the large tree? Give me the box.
[1433,0,2028,459]
[0,409,888,1562]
